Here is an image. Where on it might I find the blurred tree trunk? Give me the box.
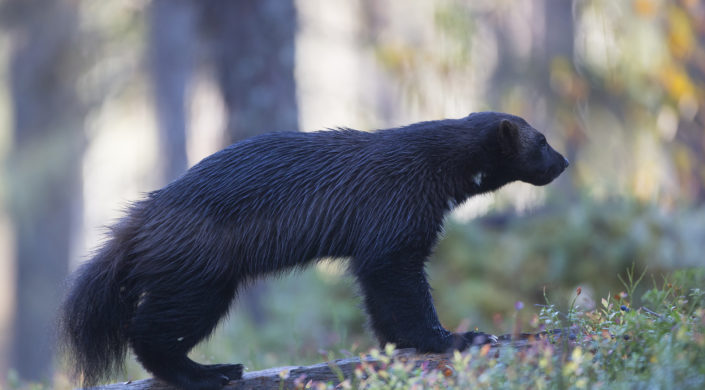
[2,0,85,382]
[206,0,299,141]
[488,0,577,199]
[541,0,578,198]
[148,0,196,183]
[149,0,298,171]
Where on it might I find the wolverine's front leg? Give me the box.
[353,252,495,353]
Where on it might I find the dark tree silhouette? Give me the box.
[3,0,86,381]
[149,0,298,176]
[148,0,196,183]
[208,0,299,142]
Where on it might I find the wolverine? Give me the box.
[60,112,569,390]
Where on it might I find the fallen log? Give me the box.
[91,332,558,390]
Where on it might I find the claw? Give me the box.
[488,334,499,344]
[465,331,498,346]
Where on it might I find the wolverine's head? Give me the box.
[493,114,569,186]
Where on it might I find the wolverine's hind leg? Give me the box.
[128,284,241,390]
[131,350,242,390]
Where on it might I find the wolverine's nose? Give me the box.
[563,156,570,168]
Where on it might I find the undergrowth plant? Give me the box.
[301,267,705,389]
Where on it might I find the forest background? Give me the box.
[0,0,704,387]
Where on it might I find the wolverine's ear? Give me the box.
[498,119,519,155]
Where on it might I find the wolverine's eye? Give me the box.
[539,137,547,148]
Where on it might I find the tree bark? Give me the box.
[204,0,299,142]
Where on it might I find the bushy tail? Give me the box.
[59,239,132,386]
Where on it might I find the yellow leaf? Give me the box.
[480,344,491,357]
[633,0,656,17]
[660,64,694,100]
[668,7,695,59]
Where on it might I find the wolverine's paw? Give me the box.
[447,331,497,352]
[203,363,244,383]
[172,369,237,390]
[463,331,498,346]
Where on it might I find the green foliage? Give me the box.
[431,198,705,331]
[4,370,53,390]
[307,268,705,389]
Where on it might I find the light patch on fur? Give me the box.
[473,171,485,186]
[137,291,148,307]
